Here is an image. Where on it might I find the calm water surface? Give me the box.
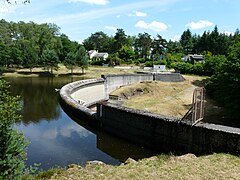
[4,77,154,170]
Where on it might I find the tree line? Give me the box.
[0,19,88,74]
[0,19,239,118]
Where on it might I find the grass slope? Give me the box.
[25,153,240,180]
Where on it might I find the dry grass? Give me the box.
[111,75,208,117]
[47,153,240,180]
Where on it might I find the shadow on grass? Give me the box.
[17,71,54,77]
[58,72,85,76]
[191,78,209,87]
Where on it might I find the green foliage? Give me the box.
[173,62,192,74]
[203,55,226,76]
[83,31,110,52]
[41,49,59,73]
[118,45,135,63]
[75,46,89,73]
[106,53,121,66]
[165,53,183,68]
[64,51,76,73]
[0,79,29,179]
[206,38,240,118]
[91,59,105,66]
[144,61,153,67]
[180,29,193,54]
[113,29,127,52]
[135,32,152,60]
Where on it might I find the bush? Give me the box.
[173,62,193,74]
[91,60,105,66]
[192,63,204,75]
[144,61,153,67]
[0,80,29,179]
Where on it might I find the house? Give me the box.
[181,54,204,63]
[88,50,108,61]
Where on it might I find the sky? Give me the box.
[1,0,240,43]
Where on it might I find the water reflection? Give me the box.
[5,77,79,125]
[63,108,156,162]
[5,77,155,170]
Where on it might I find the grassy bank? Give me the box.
[1,65,137,78]
[22,153,240,180]
[111,75,215,117]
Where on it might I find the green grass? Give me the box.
[25,153,239,180]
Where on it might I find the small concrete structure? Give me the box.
[153,65,166,71]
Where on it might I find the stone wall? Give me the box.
[97,102,240,155]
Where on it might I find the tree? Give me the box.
[59,34,78,62]
[75,46,89,74]
[206,35,240,118]
[83,31,110,52]
[0,79,29,179]
[166,40,183,54]
[118,45,135,64]
[41,49,59,74]
[135,32,152,60]
[64,51,76,74]
[151,34,167,60]
[113,28,127,52]
[180,29,193,54]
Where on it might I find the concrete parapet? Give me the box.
[154,73,185,82]
[97,102,240,155]
[102,74,153,95]
[59,78,105,120]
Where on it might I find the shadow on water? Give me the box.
[60,103,157,162]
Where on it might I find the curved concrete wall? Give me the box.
[60,78,106,118]
[102,74,153,95]
[59,73,240,155]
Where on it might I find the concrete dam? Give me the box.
[59,73,240,155]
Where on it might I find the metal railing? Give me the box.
[180,87,205,125]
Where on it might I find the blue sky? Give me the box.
[1,0,240,42]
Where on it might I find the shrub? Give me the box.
[0,80,29,179]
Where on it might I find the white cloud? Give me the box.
[59,125,91,138]
[135,11,147,17]
[116,15,121,18]
[68,0,109,5]
[186,20,214,29]
[105,26,117,31]
[129,11,147,17]
[135,20,168,32]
